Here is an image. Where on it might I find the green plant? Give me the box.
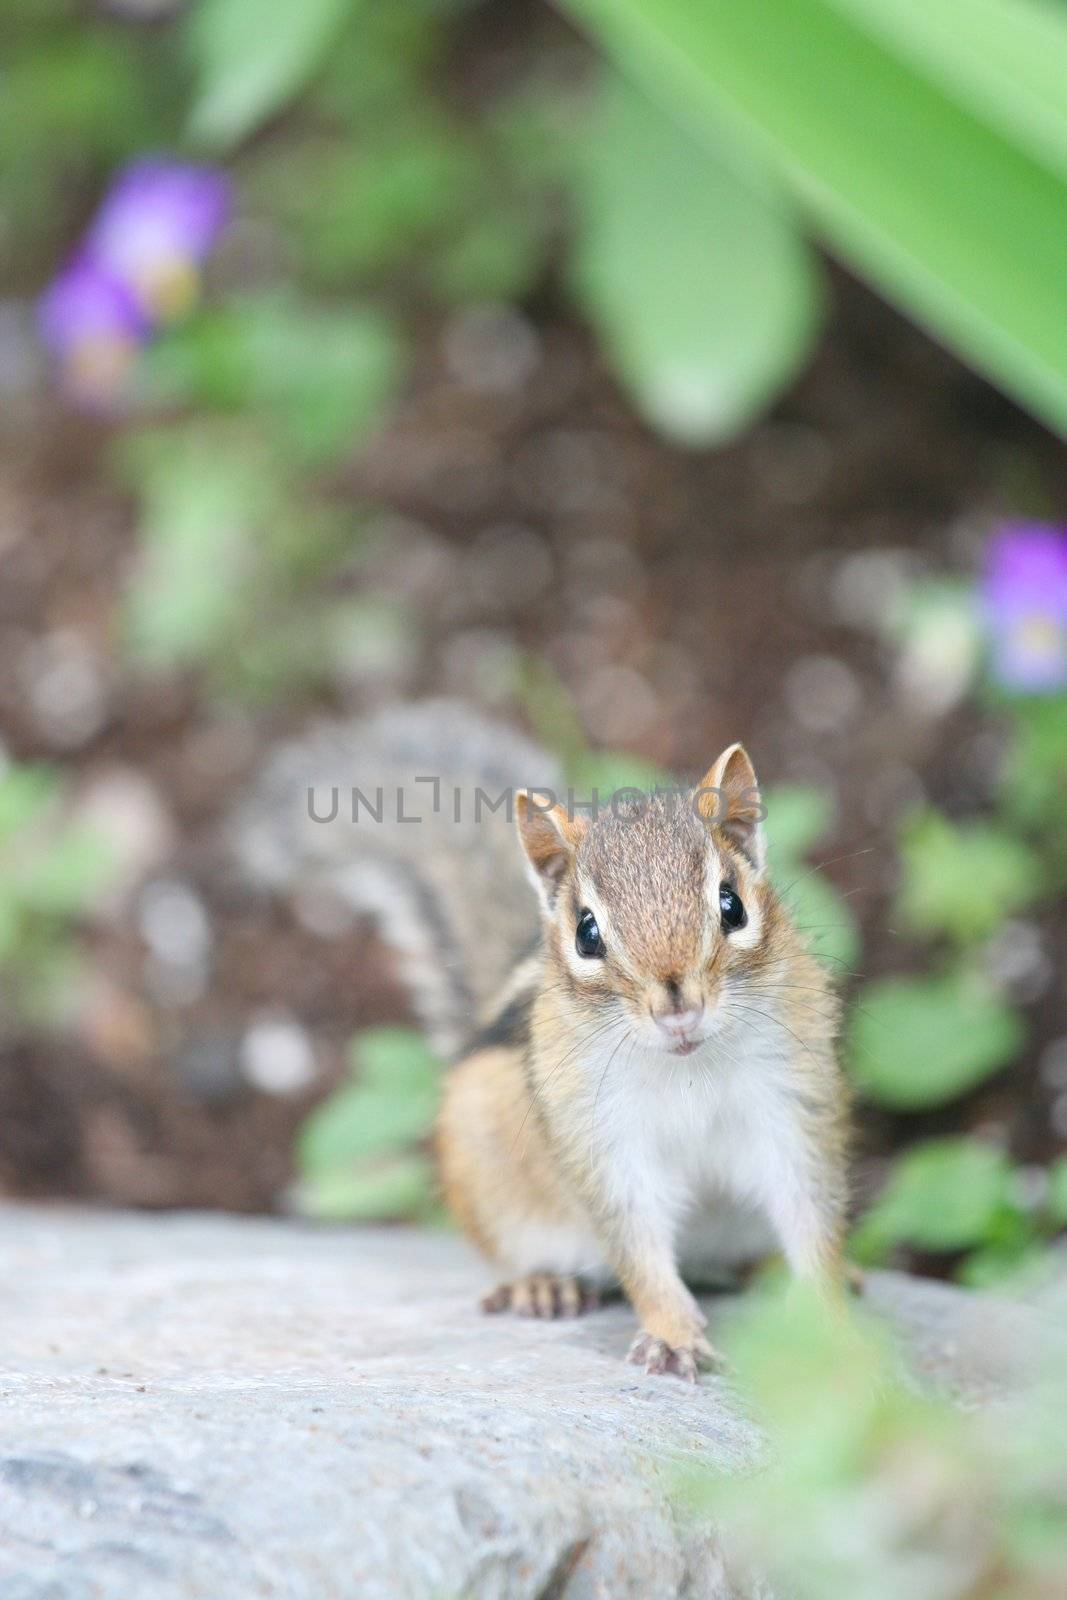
[295,1026,444,1222]
[681,1279,1067,1600]
[0,764,116,1027]
[561,0,1067,437]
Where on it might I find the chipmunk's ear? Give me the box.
[696,744,765,871]
[515,791,586,909]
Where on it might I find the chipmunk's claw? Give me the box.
[627,1331,725,1382]
[481,1274,599,1319]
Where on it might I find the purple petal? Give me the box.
[982,522,1067,693]
[37,253,146,356]
[85,159,232,318]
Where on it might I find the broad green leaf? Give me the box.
[1048,1158,1067,1227]
[764,785,834,866]
[777,869,860,970]
[832,0,1067,180]
[185,0,356,149]
[854,1137,1011,1255]
[352,1025,441,1094]
[896,810,1041,946]
[569,73,820,445]
[122,435,271,667]
[147,296,405,463]
[16,828,116,917]
[848,972,1023,1108]
[298,1026,440,1175]
[295,1152,434,1222]
[561,0,1067,435]
[0,767,57,845]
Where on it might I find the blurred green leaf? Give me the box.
[275,121,486,286]
[0,33,160,266]
[0,767,58,846]
[569,73,820,446]
[896,809,1042,946]
[295,1152,434,1222]
[562,0,1067,435]
[431,204,548,304]
[298,1026,440,1175]
[185,0,357,149]
[779,869,860,971]
[832,0,1067,178]
[16,828,116,917]
[146,295,405,463]
[764,785,834,866]
[1048,1158,1067,1227]
[848,971,1023,1108]
[762,785,860,969]
[121,432,271,668]
[853,1137,1011,1255]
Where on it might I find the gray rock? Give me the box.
[0,1207,1025,1600]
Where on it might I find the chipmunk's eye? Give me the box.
[719,884,746,931]
[575,909,605,959]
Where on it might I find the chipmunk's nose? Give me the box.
[654,1006,705,1040]
[651,979,705,1044]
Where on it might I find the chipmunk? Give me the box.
[237,701,849,1380]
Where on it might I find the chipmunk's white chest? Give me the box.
[585,1021,800,1262]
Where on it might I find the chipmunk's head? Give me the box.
[516,745,776,1056]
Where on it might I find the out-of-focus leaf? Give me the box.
[431,205,548,304]
[569,73,820,446]
[274,123,485,286]
[0,768,58,846]
[16,828,116,917]
[832,0,1067,179]
[848,972,1024,1108]
[185,0,356,150]
[896,809,1042,946]
[853,1137,1011,1256]
[778,870,860,971]
[0,35,158,267]
[121,433,271,667]
[561,0,1067,435]
[764,785,834,866]
[568,752,671,807]
[298,1026,439,1175]
[1048,1158,1067,1227]
[146,295,405,462]
[295,1152,434,1222]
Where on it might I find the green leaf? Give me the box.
[122,434,271,668]
[569,73,821,445]
[1048,1158,1067,1227]
[185,0,357,149]
[847,972,1024,1108]
[763,785,834,867]
[778,869,860,971]
[896,810,1042,946]
[297,1026,440,1175]
[147,296,405,463]
[353,1025,441,1094]
[831,0,1067,179]
[0,767,58,846]
[16,828,116,917]
[855,1137,1011,1255]
[561,0,1067,435]
[295,1152,434,1222]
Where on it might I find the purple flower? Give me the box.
[983,523,1067,693]
[85,159,231,322]
[37,253,147,406]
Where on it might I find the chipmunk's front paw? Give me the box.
[627,1330,724,1383]
[481,1273,599,1319]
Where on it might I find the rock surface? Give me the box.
[0,1207,1024,1599]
